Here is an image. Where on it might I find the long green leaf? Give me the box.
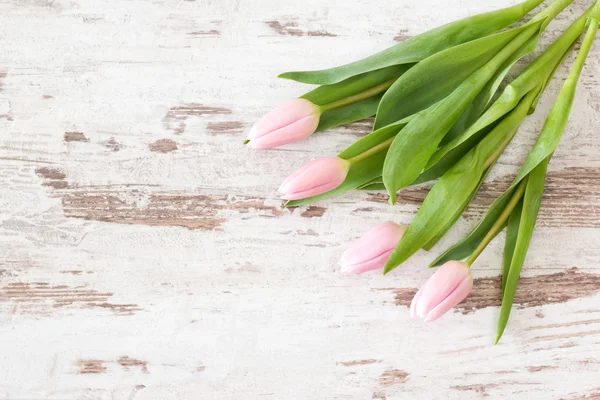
[428,11,592,267]
[279,0,545,85]
[382,22,543,204]
[374,0,573,129]
[420,24,579,184]
[497,4,599,344]
[338,119,410,159]
[301,64,410,132]
[496,158,548,343]
[422,164,495,251]
[316,95,381,133]
[302,65,408,105]
[385,87,539,274]
[427,7,591,169]
[407,35,539,185]
[441,36,538,146]
[374,25,527,129]
[357,177,384,190]
[503,198,523,292]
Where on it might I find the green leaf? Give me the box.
[427,9,593,267]
[279,0,545,85]
[428,90,542,268]
[383,138,490,273]
[428,8,591,169]
[316,94,381,133]
[441,34,539,146]
[430,193,513,268]
[412,122,497,185]
[285,151,387,207]
[338,119,410,159]
[503,198,523,292]
[382,22,542,204]
[386,87,538,273]
[496,158,548,344]
[302,65,409,106]
[422,164,496,251]
[357,177,383,190]
[496,5,599,344]
[303,65,409,132]
[374,22,538,129]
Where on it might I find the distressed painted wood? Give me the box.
[1,0,600,399]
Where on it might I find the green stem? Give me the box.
[319,78,397,112]
[531,0,575,31]
[483,88,542,171]
[568,4,600,80]
[347,137,394,165]
[465,177,529,267]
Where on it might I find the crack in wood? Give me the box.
[0,282,141,316]
[265,20,337,37]
[379,369,408,387]
[164,103,231,134]
[338,359,382,366]
[149,138,178,153]
[118,356,149,373]
[64,131,89,142]
[393,29,411,42]
[75,359,107,374]
[300,206,326,218]
[207,121,245,135]
[187,30,220,37]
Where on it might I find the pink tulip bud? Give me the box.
[279,156,350,200]
[410,260,473,322]
[339,222,406,275]
[246,98,321,149]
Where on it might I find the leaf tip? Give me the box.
[388,191,397,205]
[494,325,506,345]
[243,139,250,145]
[382,259,397,275]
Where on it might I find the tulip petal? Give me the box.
[340,249,394,275]
[279,157,350,200]
[410,286,424,318]
[415,261,470,318]
[248,98,320,140]
[424,276,473,322]
[279,157,347,195]
[280,178,343,200]
[278,158,323,192]
[247,114,319,149]
[339,222,405,268]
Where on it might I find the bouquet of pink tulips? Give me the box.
[247,0,600,343]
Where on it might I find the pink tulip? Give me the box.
[279,156,350,200]
[410,261,473,322]
[340,222,406,274]
[246,98,321,149]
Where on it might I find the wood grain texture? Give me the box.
[1,0,600,399]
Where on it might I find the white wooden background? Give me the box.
[1,0,600,398]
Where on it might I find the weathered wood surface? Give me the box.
[1,0,600,398]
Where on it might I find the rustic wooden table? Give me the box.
[1,0,600,398]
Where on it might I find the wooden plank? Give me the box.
[1,0,600,398]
